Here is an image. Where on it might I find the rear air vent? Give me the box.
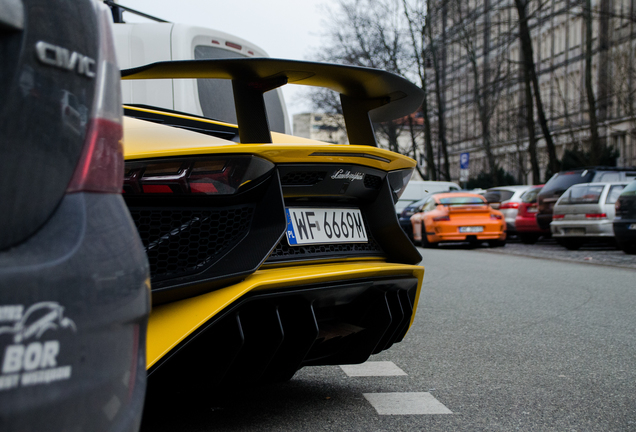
[129,205,254,282]
[280,171,327,186]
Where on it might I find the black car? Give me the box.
[0,1,150,430]
[537,167,636,230]
[614,179,636,254]
[398,196,430,241]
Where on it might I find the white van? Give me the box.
[112,19,291,134]
[395,180,461,214]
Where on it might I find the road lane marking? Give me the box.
[363,392,453,415]
[340,361,407,377]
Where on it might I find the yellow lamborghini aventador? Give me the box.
[120,58,425,392]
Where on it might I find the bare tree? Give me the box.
[514,0,561,176]
[402,0,438,179]
[310,0,414,152]
[448,0,514,186]
[425,2,451,180]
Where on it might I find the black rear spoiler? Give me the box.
[121,58,424,146]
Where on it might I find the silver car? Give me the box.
[551,182,627,250]
[484,185,533,233]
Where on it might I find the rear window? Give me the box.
[194,46,286,133]
[542,171,595,195]
[438,196,486,205]
[606,185,626,203]
[521,187,542,203]
[559,185,604,204]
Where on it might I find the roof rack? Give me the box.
[103,0,169,24]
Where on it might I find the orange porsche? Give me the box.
[410,193,506,247]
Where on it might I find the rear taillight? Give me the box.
[499,202,519,210]
[67,1,123,194]
[585,213,607,219]
[553,214,565,219]
[387,169,414,200]
[433,215,450,222]
[123,156,274,195]
[490,214,503,220]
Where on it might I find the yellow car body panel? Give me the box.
[146,262,424,369]
[123,115,416,172]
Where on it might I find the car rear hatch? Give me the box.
[122,113,421,304]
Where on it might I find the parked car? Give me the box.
[483,185,533,233]
[613,179,636,254]
[551,182,627,249]
[515,185,550,244]
[0,1,150,430]
[410,193,506,247]
[537,167,636,231]
[120,58,426,399]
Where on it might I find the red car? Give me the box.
[515,185,550,244]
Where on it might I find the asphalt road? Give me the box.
[141,247,636,431]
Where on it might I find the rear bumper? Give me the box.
[551,220,615,237]
[426,222,506,243]
[613,220,636,244]
[536,213,553,230]
[0,193,150,432]
[145,262,423,388]
[428,232,506,242]
[515,216,550,234]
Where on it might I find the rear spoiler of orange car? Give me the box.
[121,58,424,146]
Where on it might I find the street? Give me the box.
[141,245,636,431]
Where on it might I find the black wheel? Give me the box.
[420,223,438,248]
[518,233,539,244]
[488,239,506,247]
[618,242,636,255]
[558,239,583,250]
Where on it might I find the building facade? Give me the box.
[426,0,636,183]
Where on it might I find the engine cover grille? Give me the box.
[129,205,254,282]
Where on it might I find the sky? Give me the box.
[118,0,339,118]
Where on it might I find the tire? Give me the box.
[558,239,583,250]
[618,242,636,255]
[488,239,507,247]
[420,223,438,248]
[518,233,539,244]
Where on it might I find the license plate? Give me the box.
[459,226,484,233]
[563,228,585,235]
[285,208,368,245]
[527,207,538,213]
[629,224,636,230]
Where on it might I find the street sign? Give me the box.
[460,152,469,170]
[459,153,469,182]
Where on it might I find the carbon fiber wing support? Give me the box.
[121,58,424,146]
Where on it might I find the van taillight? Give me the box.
[585,213,607,219]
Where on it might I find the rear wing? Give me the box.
[121,58,424,146]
